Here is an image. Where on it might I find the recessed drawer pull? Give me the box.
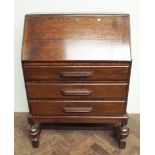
[61,89,92,96]
[63,107,93,113]
[59,71,93,78]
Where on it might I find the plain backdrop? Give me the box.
[14,0,139,113]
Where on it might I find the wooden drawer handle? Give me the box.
[63,107,93,113]
[61,89,92,96]
[59,71,93,78]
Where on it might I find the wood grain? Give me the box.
[21,14,132,149]
[22,14,131,61]
[23,65,130,81]
[26,83,128,99]
[14,113,140,155]
[29,100,125,116]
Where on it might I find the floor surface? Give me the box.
[14,113,140,155]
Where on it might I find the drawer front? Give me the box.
[23,66,129,81]
[26,83,128,99]
[29,100,125,116]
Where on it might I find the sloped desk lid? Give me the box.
[22,14,131,61]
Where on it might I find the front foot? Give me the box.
[115,125,129,149]
[27,123,41,148]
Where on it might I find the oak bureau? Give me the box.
[21,14,132,149]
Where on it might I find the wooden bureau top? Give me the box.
[22,14,131,62]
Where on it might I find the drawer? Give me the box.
[29,100,125,116]
[26,83,128,99]
[23,66,129,81]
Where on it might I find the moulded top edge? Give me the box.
[25,14,130,17]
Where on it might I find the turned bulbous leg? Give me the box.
[27,122,41,148]
[115,125,129,149]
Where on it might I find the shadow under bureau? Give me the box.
[21,14,132,149]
